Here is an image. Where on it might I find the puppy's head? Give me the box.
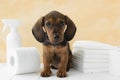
[32,11,76,44]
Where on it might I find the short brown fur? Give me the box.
[32,11,76,77]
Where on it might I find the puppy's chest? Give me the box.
[44,45,68,54]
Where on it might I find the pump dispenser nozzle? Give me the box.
[2,19,22,32]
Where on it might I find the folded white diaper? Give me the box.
[72,40,114,73]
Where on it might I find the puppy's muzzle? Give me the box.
[54,34,60,41]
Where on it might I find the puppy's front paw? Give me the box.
[57,70,67,77]
[41,70,52,77]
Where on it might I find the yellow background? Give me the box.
[0,0,120,62]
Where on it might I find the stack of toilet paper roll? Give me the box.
[72,40,115,73]
[8,47,40,75]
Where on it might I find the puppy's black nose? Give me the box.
[54,34,59,40]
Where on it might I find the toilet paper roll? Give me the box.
[8,47,40,74]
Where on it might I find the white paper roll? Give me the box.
[110,48,120,76]
[8,47,40,74]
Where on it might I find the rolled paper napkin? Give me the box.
[7,47,40,74]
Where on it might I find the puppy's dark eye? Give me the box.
[45,22,51,27]
[59,21,65,27]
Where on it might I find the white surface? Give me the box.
[0,63,120,80]
[110,48,120,76]
[8,47,40,75]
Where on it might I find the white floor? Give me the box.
[0,63,120,80]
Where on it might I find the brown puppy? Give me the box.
[32,11,76,77]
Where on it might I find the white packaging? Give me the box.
[72,40,115,73]
[110,48,120,76]
[8,47,40,74]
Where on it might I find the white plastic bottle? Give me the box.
[2,19,22,64]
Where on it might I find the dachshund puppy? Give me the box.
[32,11,76,77]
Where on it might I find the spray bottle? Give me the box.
[2,19,22,64]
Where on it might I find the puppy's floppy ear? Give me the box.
[64,16,76,41]
[32,17,45,42]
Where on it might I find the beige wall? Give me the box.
[0,0,120,62]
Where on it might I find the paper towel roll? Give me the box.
[8,47,40,74]
[110,48,120,76]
